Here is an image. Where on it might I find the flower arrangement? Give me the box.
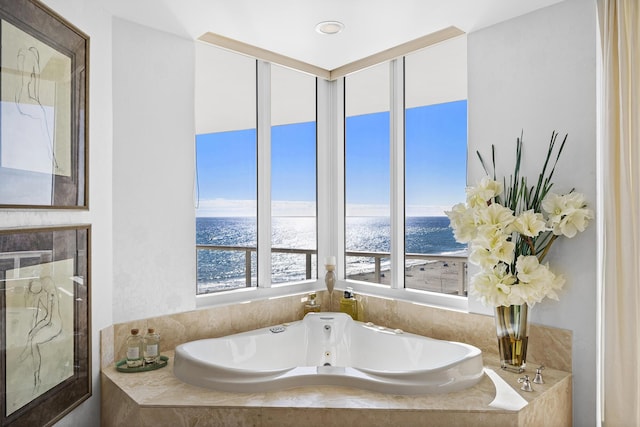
[446,132,593,307]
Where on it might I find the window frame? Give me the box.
[196,37,469,313]
[340,58,467,311]
[196,61,329,307]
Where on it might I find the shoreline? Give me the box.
[347,260,465,295]
[199,259,466,296]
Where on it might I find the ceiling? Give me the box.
[103,0,565,71]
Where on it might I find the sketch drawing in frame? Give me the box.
[0,225,90,426]
[0,0,88,208]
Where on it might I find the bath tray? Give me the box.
[115,355,168,373]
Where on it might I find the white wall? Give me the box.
[468,0,597,425]
[112,18,196,322]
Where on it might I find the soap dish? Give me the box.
[115,355,168,373]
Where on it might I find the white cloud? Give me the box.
[196,199,256,217]
[196,199,317,217]
[272,200,316,217]
[405,205,453,217]
[346,204,452,217]
[345,203,389,217]
[197,200,450,217]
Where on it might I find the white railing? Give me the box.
[196,245,467,295]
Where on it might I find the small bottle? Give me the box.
[304,292,321,315]
[340,287,358,320]
[143,328,160,364]
[126,328,144,367]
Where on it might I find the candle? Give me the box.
[325,256,336,266]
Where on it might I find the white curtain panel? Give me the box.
[598,0,640,425]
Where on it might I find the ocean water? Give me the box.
[196,216,466,293]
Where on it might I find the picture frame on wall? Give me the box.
[0,0,89,208]
[0,225,91,426]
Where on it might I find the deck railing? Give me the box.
[196,245,467,295]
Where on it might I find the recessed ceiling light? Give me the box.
[315,21,344,35]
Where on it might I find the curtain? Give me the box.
[598,0,640,426]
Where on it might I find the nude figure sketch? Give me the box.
[19,275,63,391]
[14,46,59,172]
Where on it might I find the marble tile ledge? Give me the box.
[101,351,572,427]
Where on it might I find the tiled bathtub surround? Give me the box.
[102,351,571,426]
[102,290,572,372]
[101,291,572,426]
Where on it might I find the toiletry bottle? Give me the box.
[143,328,160,364]
[304,292,321,315]
[340,287,358,320]
[126,328,144,367]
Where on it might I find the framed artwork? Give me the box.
[0,225,90,426]
[0,0,88,208]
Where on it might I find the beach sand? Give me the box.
[347,260,466,295]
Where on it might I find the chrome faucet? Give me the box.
[533,365,545,384]
[518,375,534,392]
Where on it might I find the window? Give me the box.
[404,36,468,296]
[344,63,390,285]
[195,44,257,293]
[342,36,468,297]
[270,64,317,284]
[195,46,319,294]
[195,35,468,308]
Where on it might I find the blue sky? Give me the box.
[196,100,467,217]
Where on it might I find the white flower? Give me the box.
[469,245,500,269]
[511,210,547,237]
[470,264,517,307]
[515,255,547,283]
[565,191,588,209]
[466,177,503,208]
[542,192,593,237]
[445,203,478,243]
[448,136,593,307]
[511,256,566,306]
[470,225,515,267]
[476,203,515,230]
[555,210,591,237]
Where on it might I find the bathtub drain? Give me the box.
[323,362,331,366]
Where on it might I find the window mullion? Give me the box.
[389,58,405,289]
[317,78,340,281]
[257,60,272,288]
[335,78,346,281]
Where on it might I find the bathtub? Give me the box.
[173,312,484,394]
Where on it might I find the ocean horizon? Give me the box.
[196,216,466,293]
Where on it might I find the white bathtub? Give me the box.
[173,312,484,394]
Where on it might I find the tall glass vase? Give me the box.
[494,304,530,373]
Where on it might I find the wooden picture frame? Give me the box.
[0,0,88,208]
[0,225,90,426]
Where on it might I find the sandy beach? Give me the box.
[347,260,466,295]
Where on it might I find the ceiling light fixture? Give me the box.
[315,21,344,35]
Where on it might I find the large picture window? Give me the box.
[270,64,317,284]
[195,35,468,305]
[404,36,468,296]
[195,44,257,294]
[344,62,390,285]
[195,46,319,294]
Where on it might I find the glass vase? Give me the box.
[494,304,530,373]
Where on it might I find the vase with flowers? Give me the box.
[446,131,593,372]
